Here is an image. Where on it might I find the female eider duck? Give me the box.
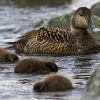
[10,7,100,56]
[0,48,18,63]
[34,74,73,92]
[14,58,58,74]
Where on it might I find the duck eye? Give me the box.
[80,14,84,16]
[79,10,84,17]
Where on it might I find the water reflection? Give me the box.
[73,55,93,79]
[73,55,97,79]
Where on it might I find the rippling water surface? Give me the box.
[0,0,100,100]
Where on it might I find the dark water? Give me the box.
[0,0,100,100]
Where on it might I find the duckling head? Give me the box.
[71,7,94,34]
[34,81,45,92]
[45,62,58,72]
[5,53,19,63]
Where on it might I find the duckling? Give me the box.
[0,48,19,63]
[10,7,99,56]
[34,74,73,92]
[14,58,58,74]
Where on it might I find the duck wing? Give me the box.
[36,27,72,43]
[23,27,77,55]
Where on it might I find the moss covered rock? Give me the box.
[92,16,100,41]
[93,16,100,28]
[34,19,48,28]
[91,2,100,17]
[47,15,70,28]
[87,66,100,94]
[34,14,70,28]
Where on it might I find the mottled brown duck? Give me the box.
[34,73,73,92]
[10,7,100,56]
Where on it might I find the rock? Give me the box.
[34,19,48,29]
[14,58,58,74]
[47,15,70,28]
[34,74,73,92]
[93,16,100,28]
[86,65,100,95]
[0,48,19,63]
[92,16,100,41]
[91,2,100,17]
[34,14,70,29]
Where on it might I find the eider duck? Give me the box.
[34,74,73,92]
[14,58,58,74]
[0,48,19,63]
[10,7,100,56]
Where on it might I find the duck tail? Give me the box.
[6,45,14,49]
[6,37,26,51]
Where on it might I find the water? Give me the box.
[0,0,100,100]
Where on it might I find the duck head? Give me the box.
[71,7,94,35]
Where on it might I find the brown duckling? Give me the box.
[0,48,19,63]
[14,58,58,74]
[34,74,73,92]
[9,7,99,56]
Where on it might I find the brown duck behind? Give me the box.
[9,7,100,56]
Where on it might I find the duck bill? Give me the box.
[87,18,94,33]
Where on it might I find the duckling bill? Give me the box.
[9,7,100,56]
